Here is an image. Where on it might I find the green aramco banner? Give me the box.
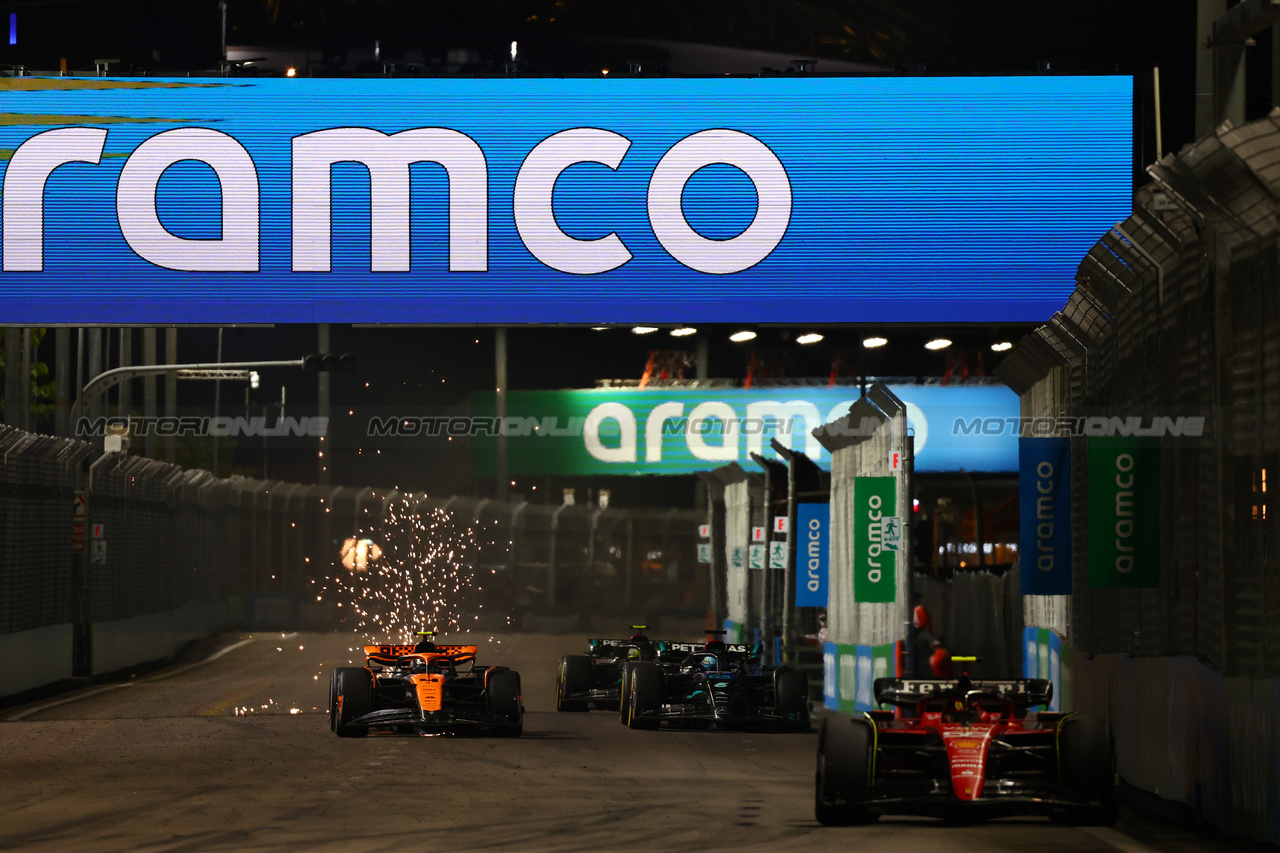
[1087,437,1160,588]
[853,476,897,603]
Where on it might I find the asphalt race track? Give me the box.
[0,633,1259,852]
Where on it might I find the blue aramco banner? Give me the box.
[795,502,829,607]
[0,76,1131,323]
[1019,437,1072,595]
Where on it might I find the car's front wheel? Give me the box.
[556,655,592,712]
[331,667,372,738]
[618,662,637,725]
[1058,715,1117,825]
[626,662,661,730]
[815,716,878,825]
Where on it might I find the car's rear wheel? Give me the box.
[774,667,810,731]
[1059,715,1117,825]
[626,662,661,730]
[556,655,592,712]
[487,669,524,737]
[815,716,878,825]
[332,667,372,738]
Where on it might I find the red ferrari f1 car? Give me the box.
[815,659,1116,825]
[328,632,523,737]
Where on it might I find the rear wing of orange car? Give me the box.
[364,644,481,668]
[364,644,479,657]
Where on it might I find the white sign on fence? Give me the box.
[769,540,787,569]
[881,516,903,552]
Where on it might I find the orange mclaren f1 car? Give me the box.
[328,632,523,737]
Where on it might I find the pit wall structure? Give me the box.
[995,109,1280,843]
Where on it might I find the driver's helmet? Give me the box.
[626,626,653,660]
[413,631,438,653]
[694,653,720,671]
[942,697,978,724]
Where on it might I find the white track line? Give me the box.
[1080,827,1159,853]
[6,637,256,722]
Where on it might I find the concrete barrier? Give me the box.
[1071,651,1279,844]
[0,623,73,697]
[91,600,230,676]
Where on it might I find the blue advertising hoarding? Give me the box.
[795,502,829,607]
[822,641,839,710]
[1019,437,1072,594]
[0,76,1131,323]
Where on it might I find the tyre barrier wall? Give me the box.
[995,110,1280,843]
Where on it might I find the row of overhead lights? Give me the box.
[606,327,1013,351]
[620,327,821,344]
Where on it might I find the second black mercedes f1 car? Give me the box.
[555,626,661,712]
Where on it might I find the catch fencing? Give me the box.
[995,108,1280,842]
[0,424,701,697]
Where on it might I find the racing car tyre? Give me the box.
[1058,715,1118,824]
[486,669,524,737]
[815,716,879,826]
[626,662,661,730]
[774,667,810,730]
[328,669,339,732]
[556,655,592,712]
[332,667,373,738]
[618,662,637,725]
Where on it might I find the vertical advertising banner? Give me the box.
[853,476,897,603]
[795,503,829,607]
[1088,437,1161,588]
[1019,437,1073,595]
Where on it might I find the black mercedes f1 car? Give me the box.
[617,631,810,731]
[555,626,662,712]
